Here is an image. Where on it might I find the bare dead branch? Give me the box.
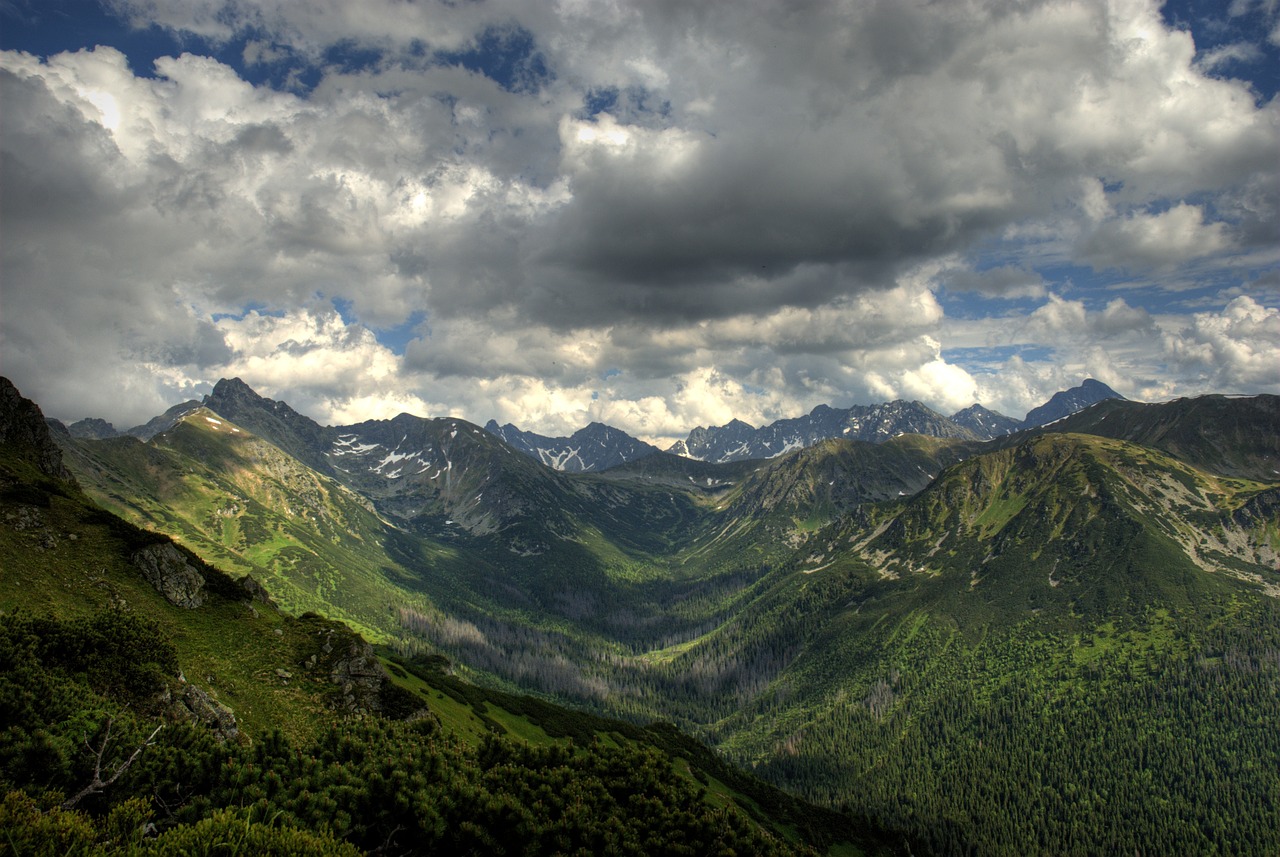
[61,717,163,810]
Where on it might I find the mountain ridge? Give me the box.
[1013,392,1280,481]
[484,419,664,472]
[25,374,1280,856]
[60,376,1123,473]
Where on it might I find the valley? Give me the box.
[6,375,1280,854]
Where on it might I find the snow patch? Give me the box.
[538,446,584,471]
[330,435,382,456]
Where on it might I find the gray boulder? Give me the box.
[131,543,206,609]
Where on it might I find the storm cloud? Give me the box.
[2,0,1277,439]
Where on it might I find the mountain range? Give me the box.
[64,378,1122,473]
[478,380,1122,470]
[664,380,1122,463]
[10,373,1280,855]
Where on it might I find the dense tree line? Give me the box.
[0,608,814,856]
[749,603,1280,856]
[400,558,1280,856]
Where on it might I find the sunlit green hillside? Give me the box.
[2,378,905,856]
[35,378,1280,856]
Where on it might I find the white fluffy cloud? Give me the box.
[2,0,1277,442]
[1163,296,1280,390]
[1081,203,1235,270]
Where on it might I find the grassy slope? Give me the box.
[681,433,1280,854]
[60,411,482,643]
[0,445,366,744]
[2,434,910,856]
[41,397,1280,854]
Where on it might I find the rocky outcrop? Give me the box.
[330,637,386,714]
[131,542,206,609]
[176,684,239,743]
[239,574,274,605]
[302,623,387,714]
[0,377,76,483]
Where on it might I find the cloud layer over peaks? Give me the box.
[2,0,1277,440]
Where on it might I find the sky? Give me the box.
[1,0,1277,446]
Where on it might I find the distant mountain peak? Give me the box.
[669,400,976,463]
[202,377,333,473]
[207,376,281,410]
[1022,379,1124,429]
[68,417,121,440]
[950,404,1022,439]
[484,420,660,472]
[209,376,255,397]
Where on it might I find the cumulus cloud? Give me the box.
[1164,296,1280,391]
[1080,203,1235,271]
[1020,294,1158,342]
[2,0,1277,442]
[939,265,1048,300]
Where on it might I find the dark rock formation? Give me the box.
[68,418,121,439]
[329,637,386,714]
[177,684,240,743]
[131,542,206,609]
[0,377,76,483]
[239,574,274,604]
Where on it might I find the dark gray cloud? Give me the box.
[940,266,1048,300]
[1,1,1277,439]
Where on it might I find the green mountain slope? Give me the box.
[827,433,1279,607]
[705,434,971,549]
[56,407,451,642]
[2,400,394,745]
[2,377,908,856]
[688,433,1280,855]
[28,376,1280,855]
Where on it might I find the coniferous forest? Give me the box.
[0,610,825,856]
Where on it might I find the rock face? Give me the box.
[303,623,387,714]
[177,684,239,743]
[330,638,386,714]
[130,542,206,609]
[0,377,76,483]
